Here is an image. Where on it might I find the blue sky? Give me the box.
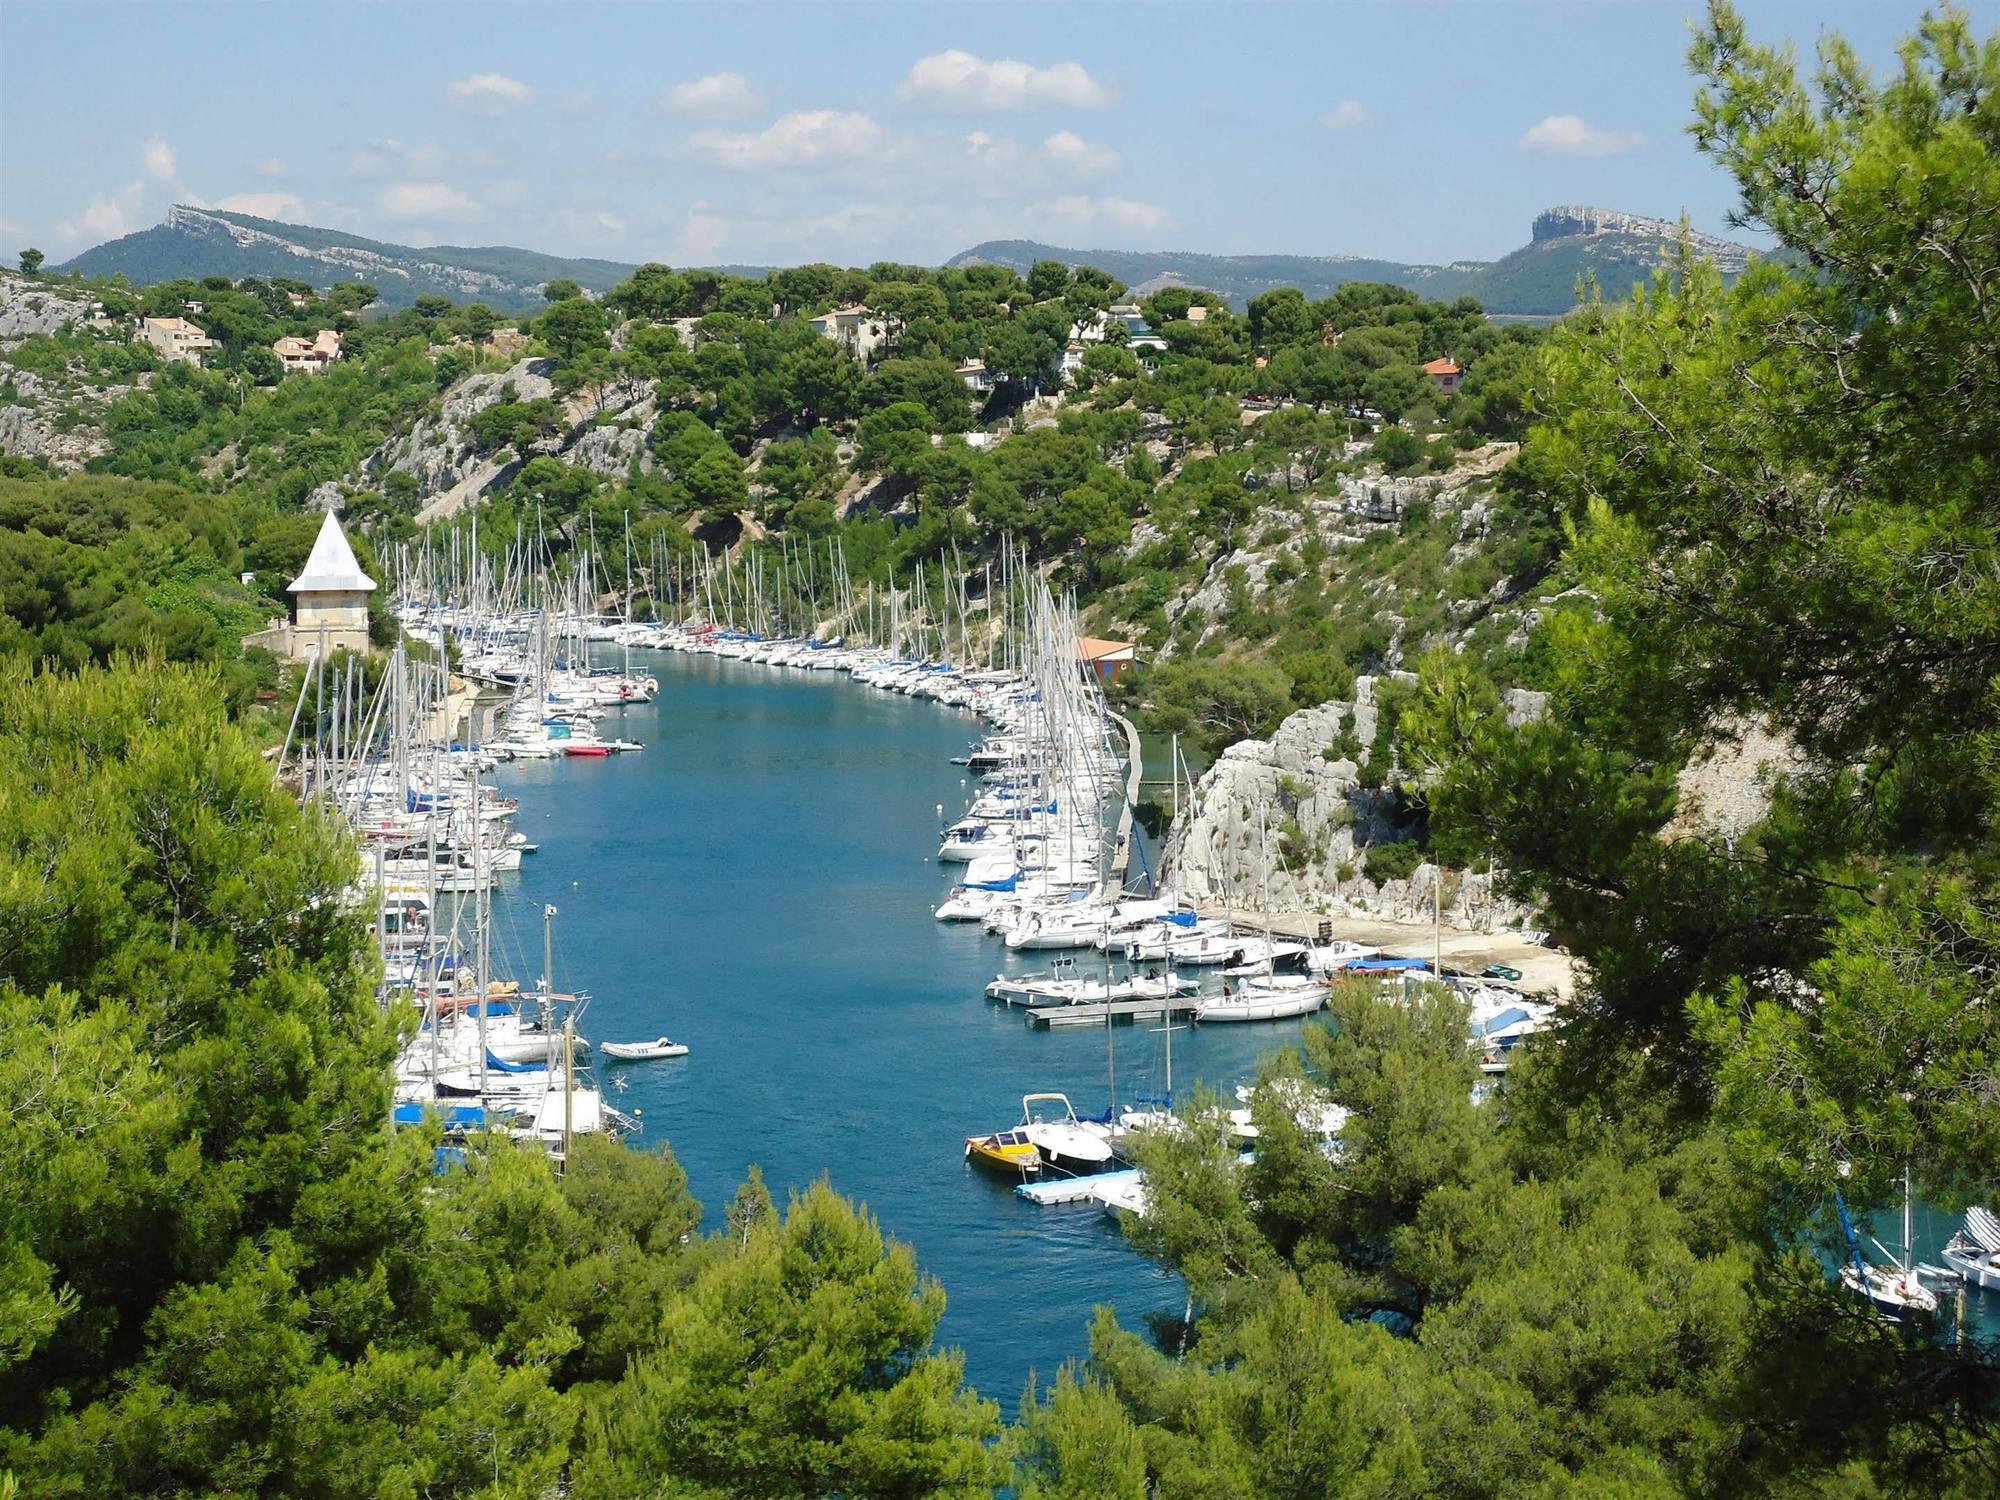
[4,1,1992,269]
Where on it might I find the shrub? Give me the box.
[1364,839,1423,883]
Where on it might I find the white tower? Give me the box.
[286,511,376,658]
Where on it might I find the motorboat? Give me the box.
[600,1036,689,1061]
[964,1128,1042,1177]
[1017,1092,1116,1174]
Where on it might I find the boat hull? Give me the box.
[965,1131,1041,1176]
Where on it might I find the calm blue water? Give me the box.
[487,651,1299,1407]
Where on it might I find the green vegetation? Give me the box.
[6,4,1997,1492]
[0,660,1001,1497]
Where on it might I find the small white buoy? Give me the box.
[935,802,944,819]
[572,880,580,886]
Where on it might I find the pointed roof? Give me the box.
[288,511,376,594]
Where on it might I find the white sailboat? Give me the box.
[1837,1168,1939,1316]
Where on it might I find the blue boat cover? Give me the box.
[1162,911,1200,928]
[485,1049,541,1074]
[393,1101,488,1127]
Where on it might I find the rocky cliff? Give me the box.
[1530,206,1754,270]
[0,275,127,470]
[1163,675,1545,932]
[348,360,658,521]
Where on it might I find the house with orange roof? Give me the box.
[1422,356,1463,394]
[1076,636,1138,682]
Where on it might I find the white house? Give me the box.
[808,304,888,361]
[140,316,216,366]
[1109,303,1167,352]
[286,511,376,658]
[955,358,995,393]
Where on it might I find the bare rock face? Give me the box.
[1164,675,1540,932]
[568,422,651,478]
[0,279,130,469]
[367,362,668,521]
[364,357,557,506]
[1662,716,1807,845]
[1142,441,1519,662]
[0,276,97,346]
[0,368,116,470]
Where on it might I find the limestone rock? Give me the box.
[1662,717,1808,845]
[1163,676,1540,932]
[0,368,116,470]
[0,276,97,346]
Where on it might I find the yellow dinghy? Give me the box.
[965,1128,1042,1176]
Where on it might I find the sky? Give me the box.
[3,0,1993,271]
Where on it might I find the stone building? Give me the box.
[285,510,375,658]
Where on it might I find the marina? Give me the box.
[277,530,1589,1399]
[275,523,2000,1391]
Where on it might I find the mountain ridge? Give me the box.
[57,203,1755,318]
[948,207,1757,316]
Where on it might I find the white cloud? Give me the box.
[444,72,537,115]
[691,110,886,170]
[347,139,446,179]
[1031,194,1169,236]
[558,208,626,236]
[216,192,306,221]
[562,91,598,113]
[55,180,146,245]
[1319,100,1371,130]
[1040,130,1118,177]
[142,134,177,181]
[662,71,762,118]
[1518,113,1645,158]
[897,50,1111,112]
[375,181,481,221]
[672,205,730,264]
[251,156,288,177]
